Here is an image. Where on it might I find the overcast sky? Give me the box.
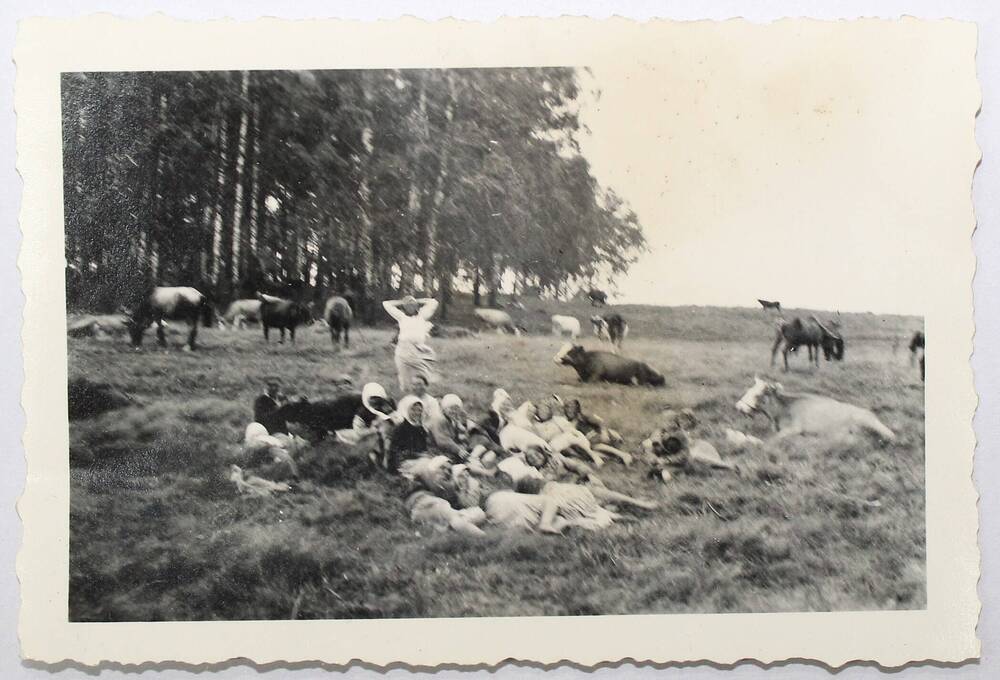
[573,21,977,316]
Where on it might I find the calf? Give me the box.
[323,295,353,348]
[758,299,782,313]
[591,313,629,353]
[554,343,665,386]
[268,393,364,441]
[258,294,311,344]
[551,314,581,338]
[124,286,212,350]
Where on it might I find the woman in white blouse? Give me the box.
[383,295,439,391]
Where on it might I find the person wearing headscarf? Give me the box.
[387,395,429,472]
[400,373,442,423]
[383,295,439,391]
[335,382,396,466]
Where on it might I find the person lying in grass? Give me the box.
[531,396,633,467]
[426,393,505,463]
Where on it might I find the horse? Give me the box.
[735,375,895,444]
[771,316,843,371]
[124,286,212,351]
[324,295,354,348]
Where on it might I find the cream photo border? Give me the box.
[14,14,980,668]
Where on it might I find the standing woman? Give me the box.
[383,295,439,391]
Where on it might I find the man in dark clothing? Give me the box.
[253,378,286,434]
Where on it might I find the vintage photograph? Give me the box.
[16,14,980,666]
[63,64,928,622]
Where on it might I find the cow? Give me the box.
[220,299,262,329]
[258,294,312,344]
[323,295,353,348]
[474,308,520,335]
[758,299,782,313]
[909,330,925,382]
[123,286,212,351]
[736,376,895,444]
[551,314,581,338]
[267,392,370,441]
[591,313,629,353]
[587,288,608,306]
[553,343,665,386]
[771,316,844,371]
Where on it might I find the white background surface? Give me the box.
[0,1,996,677]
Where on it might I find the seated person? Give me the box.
[336,382,396,467]
[399,374,442,423]
[427,394,504,462]
[387,396,430,472]
[530,397,615,467]
[561,397,624,445]
[253,377,287,434]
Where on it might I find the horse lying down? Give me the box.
[735,376,895,443]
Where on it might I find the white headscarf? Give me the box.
[394,394,424,425]
[441,393,463,412]
[362,382,389,416]
[490,389,512,415]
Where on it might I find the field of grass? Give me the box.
[67,300,925,621]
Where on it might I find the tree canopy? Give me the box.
[62,68,647,319]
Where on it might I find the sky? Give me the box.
[572,20,978,316]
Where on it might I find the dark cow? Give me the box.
[554,343,665,386]
[771,316,844,371]
[590,313,629,353]
[909,330,925,382]
[758,299,782,313]
[124,286,212,350]
[258,294,312,344]
[268,392,395,441]
[324,295,354,348]
[587,288,608,306]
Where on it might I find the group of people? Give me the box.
[239,293,738,535]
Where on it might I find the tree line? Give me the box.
[61,68,646,321]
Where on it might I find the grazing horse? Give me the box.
[324,295,354,348]
[771,316,843,371]
[909,330,925,382]
[735,376,895,444]
[758,299,782,313]
[587,288,608,307]
[124,286,211,350]
[258,294,312,344]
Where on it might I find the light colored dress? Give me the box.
[384,300,439,391]
[485,491,547,530]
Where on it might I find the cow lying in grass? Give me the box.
[553,343,665,386]
[735,376,895,444]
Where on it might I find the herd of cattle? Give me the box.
[110,286,925,384]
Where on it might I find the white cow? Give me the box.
[220,299,263,330]
[735,376,895,443]
[551,314,581,338]
[474,308,519,335]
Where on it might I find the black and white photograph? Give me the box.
[15,14,980,666]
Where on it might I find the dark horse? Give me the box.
[124,286,213,350]
[323,295,354,348]
[909,330,925,382]
[771,316,844,371]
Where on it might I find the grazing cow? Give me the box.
[551,314,581,338]
[554,343,665,386]
[323,295,354,348]
[736,376,895,444]
[587,288,608,306]
[758,299,782,313]
[474,308,519,335]
[268,393,367,441]
[771,316,844,371]
[258,294,312,344]
[909,330,925,382]
[591,313,629,353]
[124,286,212,350]
[220,299,262,329]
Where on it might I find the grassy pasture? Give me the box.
[68,302,925,621]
